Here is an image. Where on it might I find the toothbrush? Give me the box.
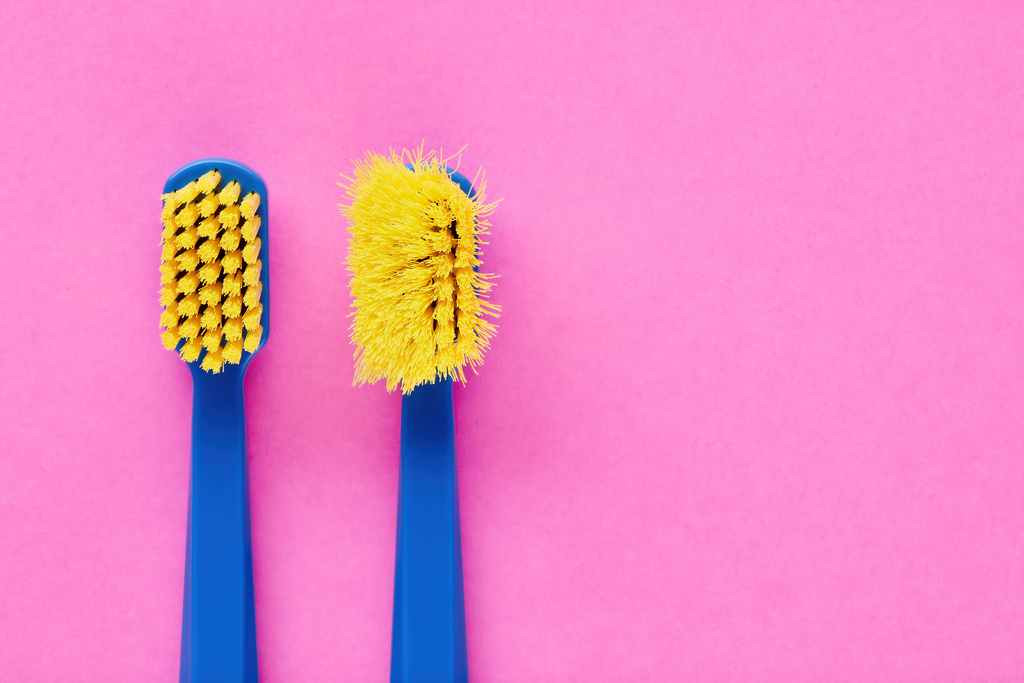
[341,149,499,682]
[159,159,269,682]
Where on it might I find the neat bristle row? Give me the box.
[341,147,499,393]
[160,169,265,372]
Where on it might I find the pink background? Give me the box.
[2,1,1024,680]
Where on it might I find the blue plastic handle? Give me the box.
[390,168,477,683]
[165,159,268,683]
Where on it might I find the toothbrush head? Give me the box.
[341,148,499,393]
[160,159,269,373]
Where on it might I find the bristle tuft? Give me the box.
[179,317,202,340]
[242,325,263,353]
[243,261,262,287]
[223,318,244,341]
[224,338,244,363]
[198,193,220,218]
[197,237,221,263]
[177,250,200,272]
[198,282,222,307]
[200,304,222,330]
[221,229,241,252]
[197,216,221,238]
[198,261,222,285]
[243,283,262,308]
[222,272,243,297]
[196,170,221,194]
[178,293,201,318]
[180,338,202,362]
[176,203,200,229]
[175,227,199,250]
[240,215,261,242]
[240,192,261,220]
[201,349,224,373]
[243,304,263,331]
[202,327,223,351]
[222,250,243,274]
[242,237,262,264]
[177,272,200,296]
[161,327,181,350]
[223,295,243,319]
[218,181,241,205]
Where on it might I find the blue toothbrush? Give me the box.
[161,159,269,682]
[343,150,498,682]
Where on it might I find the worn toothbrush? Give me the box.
[159,159,269,682]
[341,148,499,682]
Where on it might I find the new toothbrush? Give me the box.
[341,149,498,682]
[159,159,269,682]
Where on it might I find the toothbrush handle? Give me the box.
[391,378,469,682]
[181,364,258,683]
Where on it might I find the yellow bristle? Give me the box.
[178,293,201,318]
[177,249,200,272]
[340,147,499,393]
[198,261,222,285]
[201,349,224,373]
[224,338,244,363]
[197,215,221,238]
[221,228,241,252]
[161,326,181,350]
[222,250,243,274]
[177,272,200,296]
[176,203,200,228]
[179,316,202,340]
[243,304,262,330]
[161,174,265,373]
[160,301,181,329]
[161,220,179,242]
[196,169,221,194]
[198,192,220,218]
[240,192,261,220]
[162,192,181,211]
[175,227,199,250]
[175,181,201,205]
[197,237,221,263]
[180,337,203,363]
[202,326,223,351]
[243,283,262,308]
[223,295,242,319]
[218,180,241,205]
[240,214,261,242]
[160,282,178,306]
[160,261,179,285]
[223,317,244,341]
[198,282,223,307]
[161,240,177,262]
[242,237,261,264]
[242,261,262,287]
[201,304,222,330]
[219,204,241,229]
[242,325,263,353]
[223,272,243,297]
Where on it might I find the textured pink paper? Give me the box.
[2,1,1024,680]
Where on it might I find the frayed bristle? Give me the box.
[159,169,265,369]
[340,147,499,393]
